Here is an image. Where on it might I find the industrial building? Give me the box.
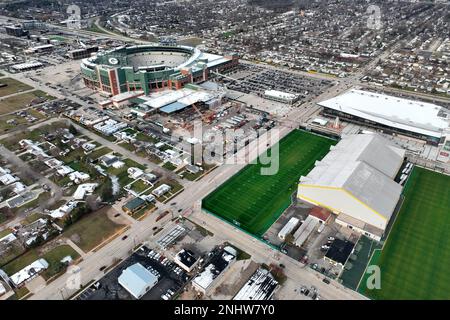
[233,268,278,300]
[80,44,238,96]
[324,239,355,268]
[11,61,44,72]
[126,85,223,115]
[278,217,300,241]
[318,89,449,145]
[293,215,321,247]
[118,263,158,299]
[264,90,300,105]
[4,25,27,37]
[68,46,99,60]
[192,246,236,294]
[174,249,200,272]
[298,133,405,241]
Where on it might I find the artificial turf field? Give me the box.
[359,167,450,299]
[202,130,336,237]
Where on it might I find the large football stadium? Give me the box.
[357,167,450,299]
[80,44,238,96]
[202,130,337,237]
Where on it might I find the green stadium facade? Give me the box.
[80,45,238,96]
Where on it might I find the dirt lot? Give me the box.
[0,90,55,115]
[0,78,33,97]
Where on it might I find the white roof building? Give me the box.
[10,259,49,287]
[68,171,90,184]
[233,268,278,300]
[264,90,299,104]
[49,201,78,219]
[44,158,63,169]
[73,183,98,200]
[192,246,236,294]
[318,89,449,140]
[128,167,144,180]
[0,173,18,185]
[278,217,300,240]
[298,133,405,240]
[56,165,74,176]
[12,182,26,194]
[118,263,158,299]
[293,215,320,247]
[152,184,171,197]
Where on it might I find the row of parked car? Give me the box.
[146,248,189,282]
[320,236,335,252]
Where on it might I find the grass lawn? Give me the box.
[0,228,12,238]
[13,192,50,213]
[59,148,85,164]
[162,161,178,171]
[129,179,151,194]
[0,90,55,115]
[123,158,146,170]
[117,141,135,152]
[136,132,158,144]
[21,212,47,225]
[131,203,156,220]
[0,78,33,97]
[85,24,109,34]
[62,207,125,252]
[359,167,450,299]
[87,147,112,161]
[41,245,80,279]
[1,245,80,279]
[0,111,45,134]
[202,130,336,237]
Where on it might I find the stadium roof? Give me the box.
[298,133,404,231]
[318,89,448,138]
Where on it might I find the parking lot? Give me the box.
[75,246,190,300]
[222,63,333,102]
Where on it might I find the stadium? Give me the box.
[80,45,238,96]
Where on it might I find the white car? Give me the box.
[161,294,169,300]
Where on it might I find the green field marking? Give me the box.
[202,130,337,237]
[358,167,450,300]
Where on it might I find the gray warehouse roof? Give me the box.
[118,263,158,299]
[299,133,404,221]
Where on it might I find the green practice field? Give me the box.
[359,167,450,299]
[202,130,336,237]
